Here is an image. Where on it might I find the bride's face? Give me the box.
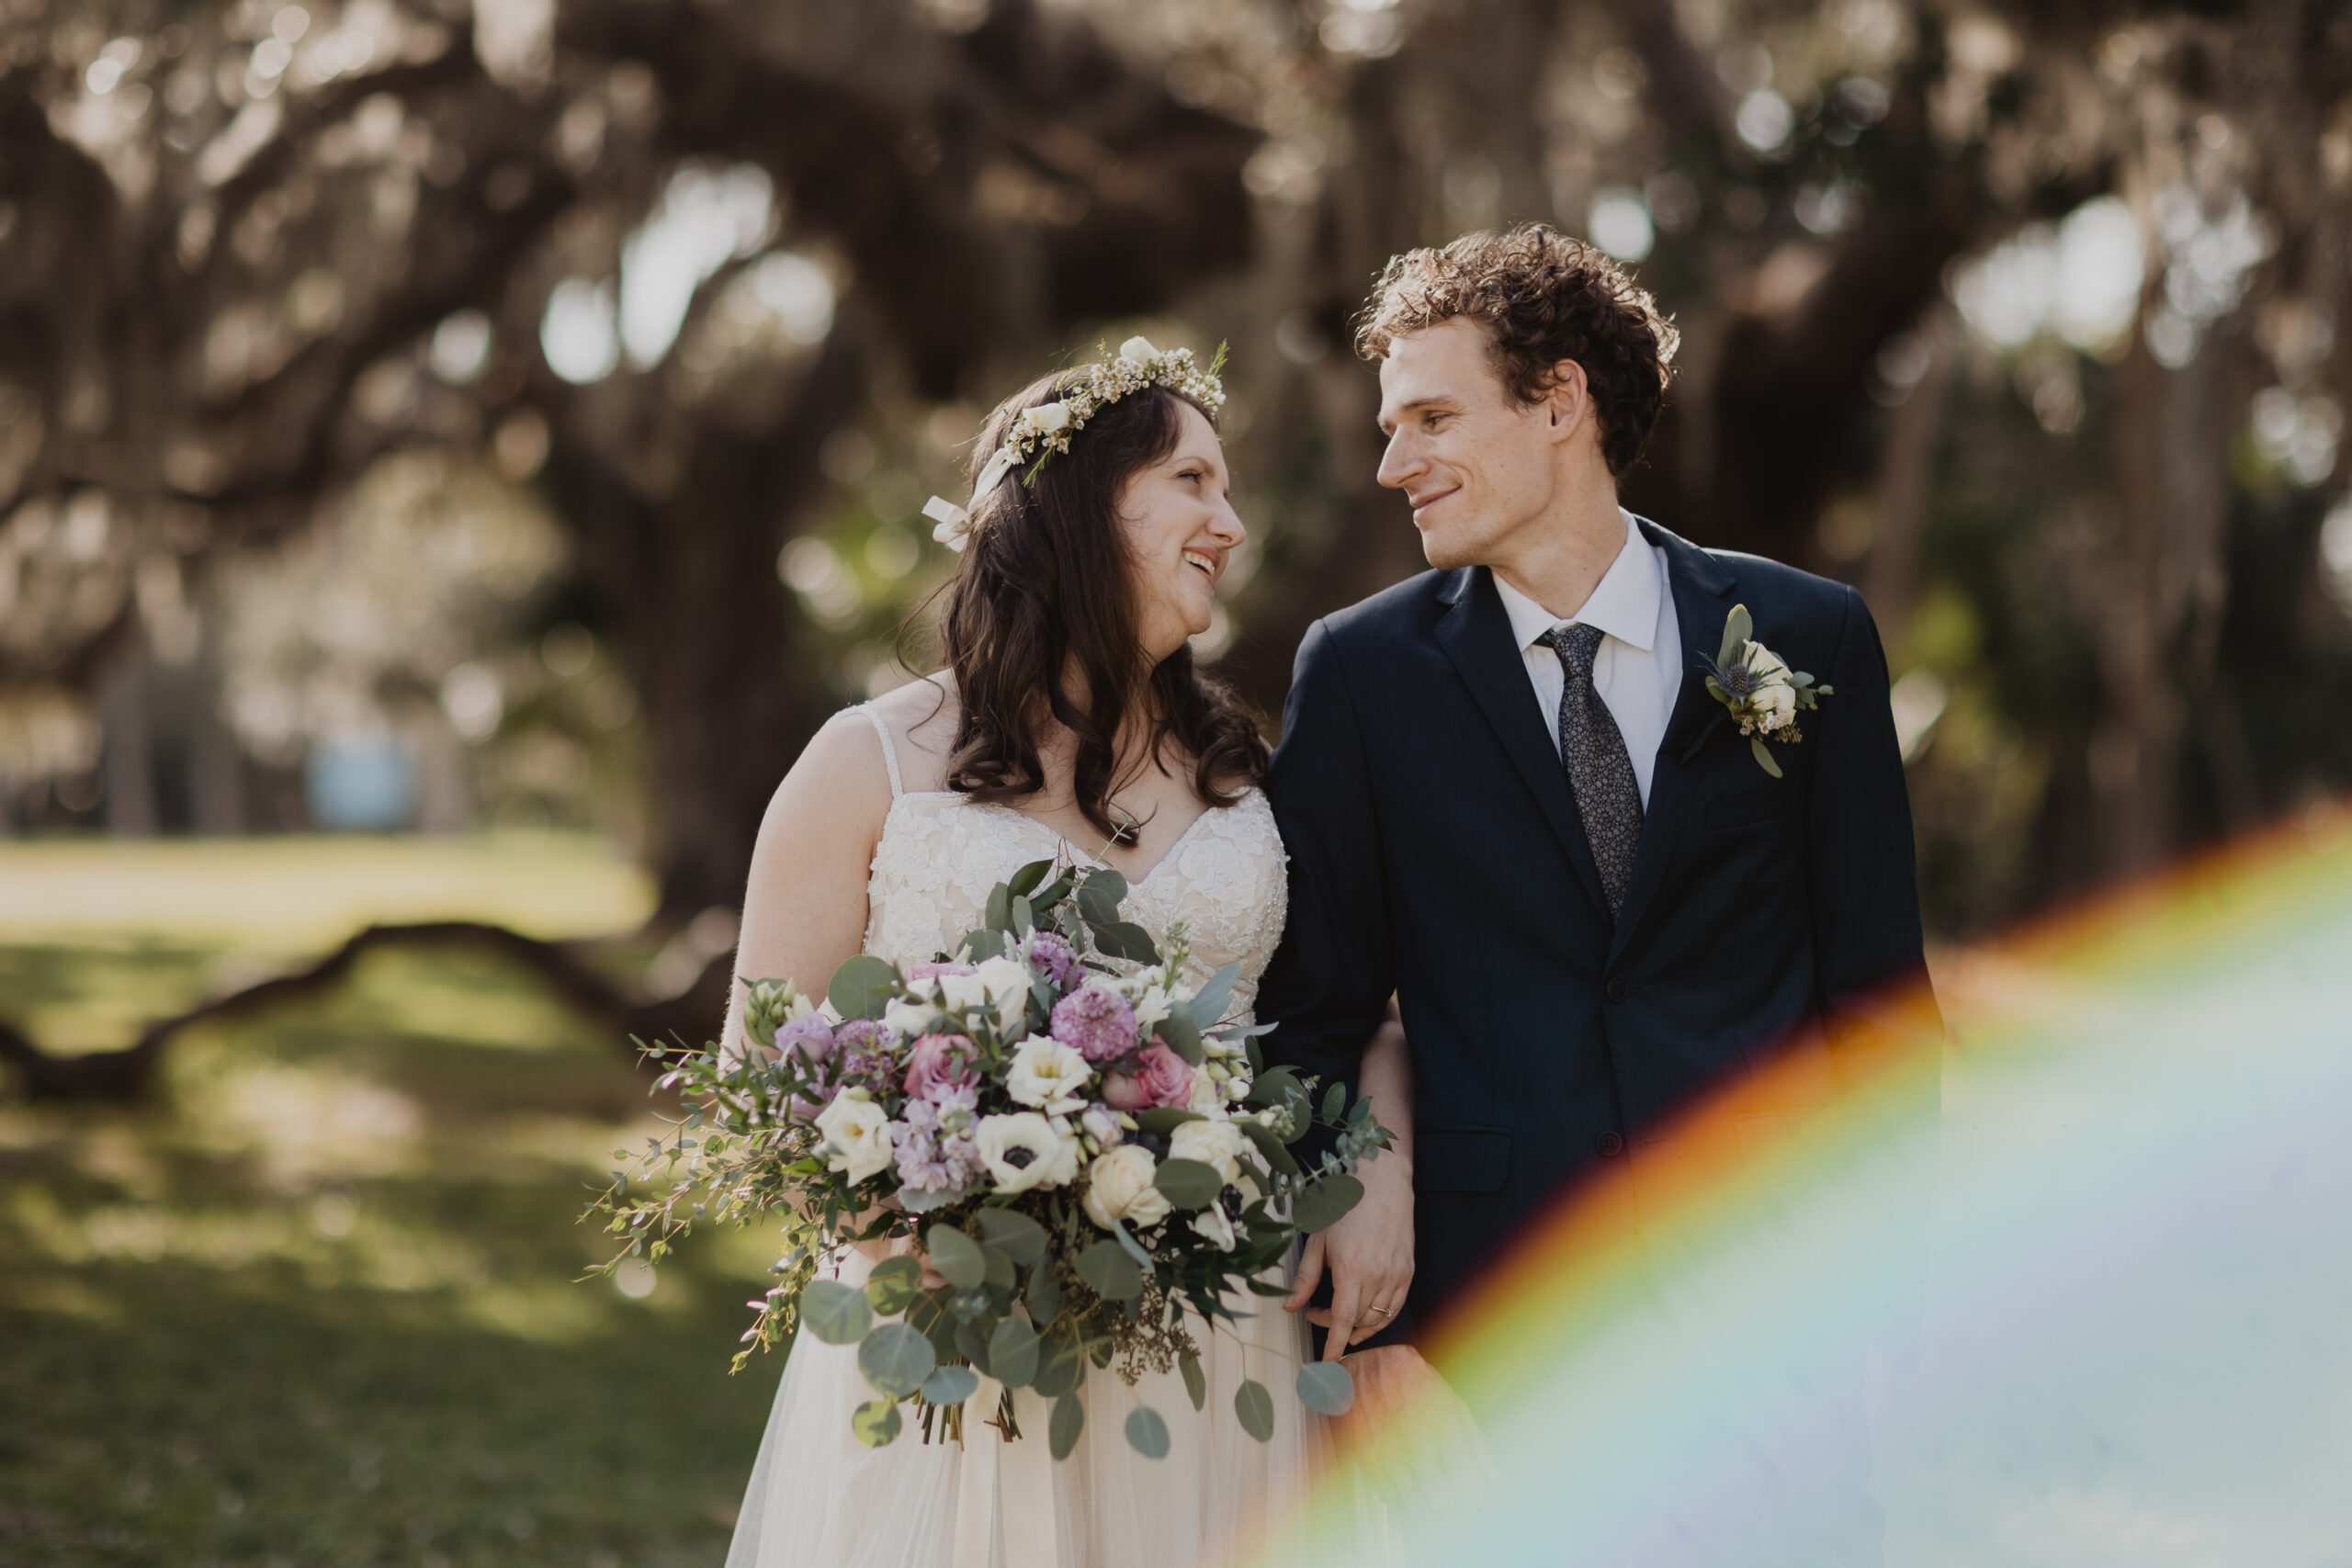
[1116,401,1245,662]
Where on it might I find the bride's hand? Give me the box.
[1286,1142,1415,1357]
[847,1205,948,1288]
[1333,1344,1496,1509]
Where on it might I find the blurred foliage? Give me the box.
[0,926,783,1565]
[2,0,2350,939]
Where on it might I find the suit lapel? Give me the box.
[1432,566,1611,921]
[1610,521,1739,959]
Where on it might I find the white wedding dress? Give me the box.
[726,705,1380,1568]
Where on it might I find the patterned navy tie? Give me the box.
[1542,622,1643,918]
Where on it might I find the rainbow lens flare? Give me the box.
[1261,803,2352,1566]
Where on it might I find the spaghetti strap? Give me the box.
[856,704,903,799]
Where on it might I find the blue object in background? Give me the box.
[305,737,415,830]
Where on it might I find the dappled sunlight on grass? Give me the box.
[0,837,775,1567]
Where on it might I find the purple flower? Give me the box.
[891,1091,982,1194]
[832,1019,902,1093]
[903,1032,978,1100]
[1050,984,1137,1064]
[774,1012,835,1066]
[1022,931,1084,993]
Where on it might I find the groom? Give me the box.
[1261,224,1936,1369]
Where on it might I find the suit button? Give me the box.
[1604,976,1628,1003]
[1595,1131,1625,1156]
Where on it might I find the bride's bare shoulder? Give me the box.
[866,672,960,792]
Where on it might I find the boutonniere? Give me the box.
[1702,604,1831,778]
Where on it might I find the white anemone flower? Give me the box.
[976,1111,1081,1194]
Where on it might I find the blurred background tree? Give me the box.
[4,0,2350,950]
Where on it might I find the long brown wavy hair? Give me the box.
[938,370,1267,843]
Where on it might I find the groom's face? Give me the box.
[1374,317,1558,571]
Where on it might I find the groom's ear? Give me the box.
[1544,359,1594,442]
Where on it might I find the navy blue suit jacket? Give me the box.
[1257,518,1934,1345]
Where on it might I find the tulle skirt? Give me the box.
[725,1247,1391,1568]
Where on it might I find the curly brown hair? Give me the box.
[1354,222,1680,476]
[937,373,1268,845]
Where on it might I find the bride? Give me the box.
[718,342,1413,1567]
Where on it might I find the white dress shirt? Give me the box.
[1491,508,1682,807]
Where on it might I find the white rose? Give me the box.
[1741,639,1790,682]
[1006,1038,1093,1116]
[1190,1204,1238,1253]
[1118,334,1160,365]
[1168,1118,1248,1190]
[814,1089,894,1184]
[937,970,990,1015]
[883,997,938,1039]
[1081,1145,1171,1230]
[1023,401,1073,434]
[976,1112,1082,1194]
[1753,682,1797,731]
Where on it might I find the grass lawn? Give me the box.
[0,836,782,1567]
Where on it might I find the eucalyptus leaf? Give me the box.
[920,1364,978,1406]
[1320,1081,1346,1122]
[857,1322,936,1398]
[1295,1360,1355,1416]
[979,1241,1016,1292]
[925,1224,988,1291]
[1187,961,1239,1029]
[826,954,900,1022]
[1245,1068,1305,1111]
[1049,1393,1085,1460]
[1011,894,1035,935]
[1109,1219,1154,1270]
[1089,919,1160,964]
[977,1208,1048,1267]
[852,1398,902,1447]
[1026,1261,1062,1324]
[1292,1173,1365,1235]
[896,1183,966,1214]
[909,1290,960,1359]
[963,928,1005,963]
[1076,1239,1143,1302]
[1032,1327,1084,1399]
[865,1256,923,1315]
[1152,1157,1222,1212]
[1153,1008,1204,1066]
[1718,603,1753,669]
[1125,1405,1171,1460]
[802,1279,872,1345]
[955,1317,994,1375]
[1179,1350,1206,1412]
[988,1316,1040,1389]
[984,883,1012,933]
[1235,1117,1301,1175]
[1130,1107,1205,1134]
[1750,736,1783,778]
[1008,859,1052,899]
[1234,1379,1275,1441]
[1076,870,1128,926]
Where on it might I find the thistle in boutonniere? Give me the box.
[1702,604,1831,779]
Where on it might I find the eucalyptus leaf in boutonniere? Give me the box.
[1702,604,1832,779]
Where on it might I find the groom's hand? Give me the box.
[1286,1148,1415,1360]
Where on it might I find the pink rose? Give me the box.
[903,1032,978,1100]
[1106,1043,1193,1111]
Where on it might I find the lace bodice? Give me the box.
[854,705,1288,1017]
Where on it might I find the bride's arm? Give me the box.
[720,711,893,1061]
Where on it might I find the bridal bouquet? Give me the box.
[588,860,1391,1459]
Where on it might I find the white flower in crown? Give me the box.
[922,336,1229,552]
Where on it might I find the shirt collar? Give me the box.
[1493,508,1662,654]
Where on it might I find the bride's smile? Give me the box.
[1118,399,1246,660]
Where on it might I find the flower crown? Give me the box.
[922,336,1228,553]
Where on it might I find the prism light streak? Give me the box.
[1259,804,2352,1567]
